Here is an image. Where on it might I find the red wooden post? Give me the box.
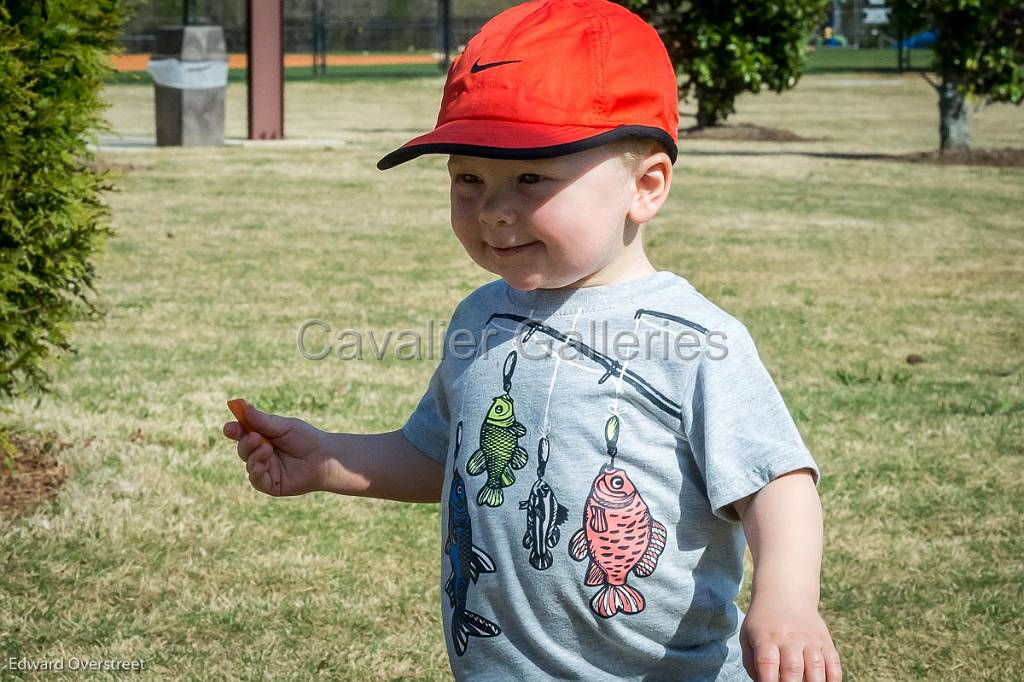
[247,0,284,140]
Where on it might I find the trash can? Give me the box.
[147,26,228,147]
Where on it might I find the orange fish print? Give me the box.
[568,463,667,618]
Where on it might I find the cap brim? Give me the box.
[376,120,677,170]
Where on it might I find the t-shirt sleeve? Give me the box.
[400,300,465,464]
[401,354,451,464]
[682,319,820,522]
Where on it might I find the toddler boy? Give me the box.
[226,0,842,679]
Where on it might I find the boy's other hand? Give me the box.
[223,403,330,497]
[739,596,842,682]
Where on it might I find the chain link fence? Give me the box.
[119,15,491,54]
[118,1,928,73]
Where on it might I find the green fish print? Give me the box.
[466,351,528,507]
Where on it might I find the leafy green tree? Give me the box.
[0,0,130,413]
[622,0,829,127]
[894,0,1023,151]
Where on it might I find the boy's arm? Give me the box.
[732,468,843,682]
[318,429,444,503]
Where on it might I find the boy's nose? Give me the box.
[478,190,518,227]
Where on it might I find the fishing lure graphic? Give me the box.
[445,421,502,656]
[568,416,667,618]
[518,436,569,571]
[467,350,529,507]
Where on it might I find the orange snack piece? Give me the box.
[227,398,272,447]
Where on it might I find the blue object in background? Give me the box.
[899,29,938,48]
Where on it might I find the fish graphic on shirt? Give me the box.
[466,351,528,507]
[445,421,502,656]
[519,436,569,570]
[569,463,667,618]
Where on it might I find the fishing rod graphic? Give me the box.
[633,309,709,335]
[485,313,682,421]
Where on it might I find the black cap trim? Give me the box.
[376,125,677,170]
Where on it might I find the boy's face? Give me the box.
[447,145,640,291]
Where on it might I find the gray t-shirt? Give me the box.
[403,270,820,681]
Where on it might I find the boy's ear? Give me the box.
[627,152,672,226]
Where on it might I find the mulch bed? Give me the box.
[0,431,71,518]
[896,147,1024,168]
[679,124,1024,168]
[680,123,823,143]
[86,160,142,174]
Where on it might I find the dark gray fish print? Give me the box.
[518,436,569,571]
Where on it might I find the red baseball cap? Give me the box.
[376,0,679,171]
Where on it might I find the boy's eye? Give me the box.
[452,173,543,185]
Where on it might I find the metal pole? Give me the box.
[182,0,190,26]
[247,0,285,140]
[895,0,903,72]
[438,0,450,73]
[311,0,328,78]
[852,0,858,48]
[319,0,327,76]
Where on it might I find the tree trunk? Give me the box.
[696,98,716,128]
[695,84,724,128]
[938,77,970,153]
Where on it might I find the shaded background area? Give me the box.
[117,0,931,73]
[120,0,521,53]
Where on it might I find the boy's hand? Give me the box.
[223,402,330,497]
[739,595,842,682]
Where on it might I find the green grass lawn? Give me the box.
[2,73,1022,679]
[804,47,933,73]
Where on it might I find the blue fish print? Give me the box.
[445,421,502,656]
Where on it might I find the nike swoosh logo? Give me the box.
[470,58,523,73]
